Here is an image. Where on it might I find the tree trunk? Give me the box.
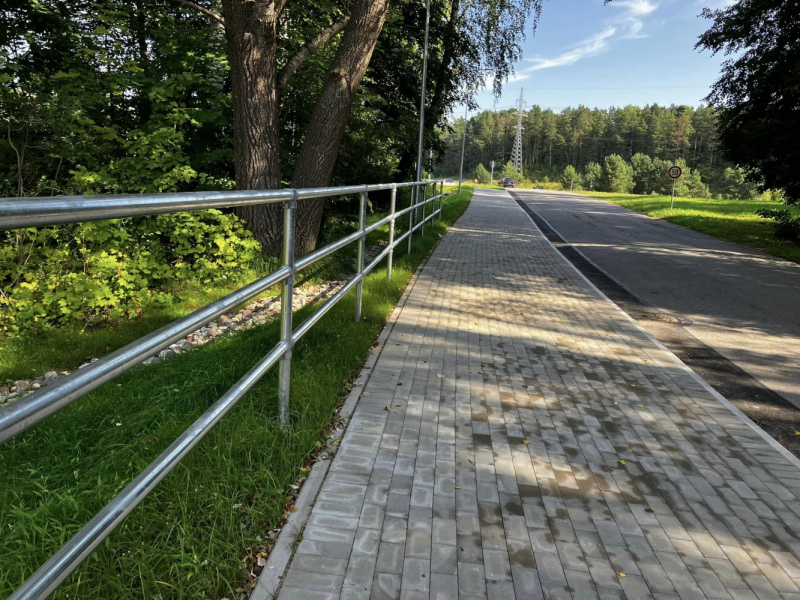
[221,0,283,254]
[291,0,392,256]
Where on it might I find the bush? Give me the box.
[474,164,491,184]
[0,211,260,332]
[755,208,800,241]
[601,155,634,193]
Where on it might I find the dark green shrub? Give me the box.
[0,211,260,332]
[755,208,800,241]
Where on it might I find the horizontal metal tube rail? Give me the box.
[364,212,394,235]
[364,244,393,276]
[295,229,362,271]
[292,274,362,342]
[0,181,428,231]
[3,177,445,600]
[8,342,288,600]
[0,266,291,445]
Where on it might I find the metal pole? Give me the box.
[414,0,431,188]
[458,105,468,193]
[439,180,444,220]
[387,185,396,280]
[421,183,427,237]
[278,193,296,427]
[355,190,367,322]
[408,185,415,254]
[670,178,676,210]
[490,161,495,186]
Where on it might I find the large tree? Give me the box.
[189,0,546,255]
[696,0,800,202]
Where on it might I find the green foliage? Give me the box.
[601,155,634,193]
[0,0,234,198]
[584,162,602,190]
[561,165,580,190]
[697,0,800,202]
[438,103,737,196]
[0,212,260,332]
[720,167,759,200]
[500,161,519,179]
[474,163,491,184]
[755,208,800,242]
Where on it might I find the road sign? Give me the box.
[668,166,682,209]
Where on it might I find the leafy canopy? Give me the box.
[697,0,800,201]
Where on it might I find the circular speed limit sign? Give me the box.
[668,165,682,179]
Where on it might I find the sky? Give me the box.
[468,0,733,113]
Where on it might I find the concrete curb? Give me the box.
[506,188,800,473]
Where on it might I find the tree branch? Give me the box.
[276,0,289,18]
[278,16,350,90]
[173,0,225,27]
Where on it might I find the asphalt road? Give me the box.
[511,189,800,415]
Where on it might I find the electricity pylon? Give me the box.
[511,89,526,177]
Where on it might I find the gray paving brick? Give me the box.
[430,573,458,600]
[458,561,487,596]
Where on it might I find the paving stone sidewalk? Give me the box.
[278,188,800,600]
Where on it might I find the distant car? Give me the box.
[534,185,544,189]
[445,178,455,184]
[501,177,516,188]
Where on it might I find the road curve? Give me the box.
[511,189,800,413]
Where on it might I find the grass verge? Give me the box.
[0,188,421,383]
[573,191,800,264]
[0,187,472,599]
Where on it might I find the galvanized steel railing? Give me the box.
[0,178,446,600]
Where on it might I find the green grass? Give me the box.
[0,189,421,383]
[574,191,800,264]
[0,187,472,600]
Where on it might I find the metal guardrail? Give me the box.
[0,178,446,600]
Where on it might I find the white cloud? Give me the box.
[520,0,660,72]
[611,0,658,16]
[526,28,617,72]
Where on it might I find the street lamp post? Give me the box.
[458,105,467,193]
[414,0,431,194]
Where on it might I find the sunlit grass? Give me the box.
[0,188,472,599]
[0,188,428,383]
[575,191,800,264]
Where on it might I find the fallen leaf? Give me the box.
[619,460,627,465]
[619,573,627,578]
[288,505,298,513]
[637,404,645,408]
[437,374,445,379]
[522,440,531,445]
[645,508,654,513]
[384,406,391,411]
[299,467,309,473]
[257,556,267,567]
[454,486,462,489]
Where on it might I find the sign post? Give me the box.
[490,160,496,185]
[668,165,682,209]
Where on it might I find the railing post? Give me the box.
[439,180,444,221]
[355,189,367,322]
[387,184,397,281]
[278,191,297,428]
[408,184,416,254]
[421,183,427,238]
